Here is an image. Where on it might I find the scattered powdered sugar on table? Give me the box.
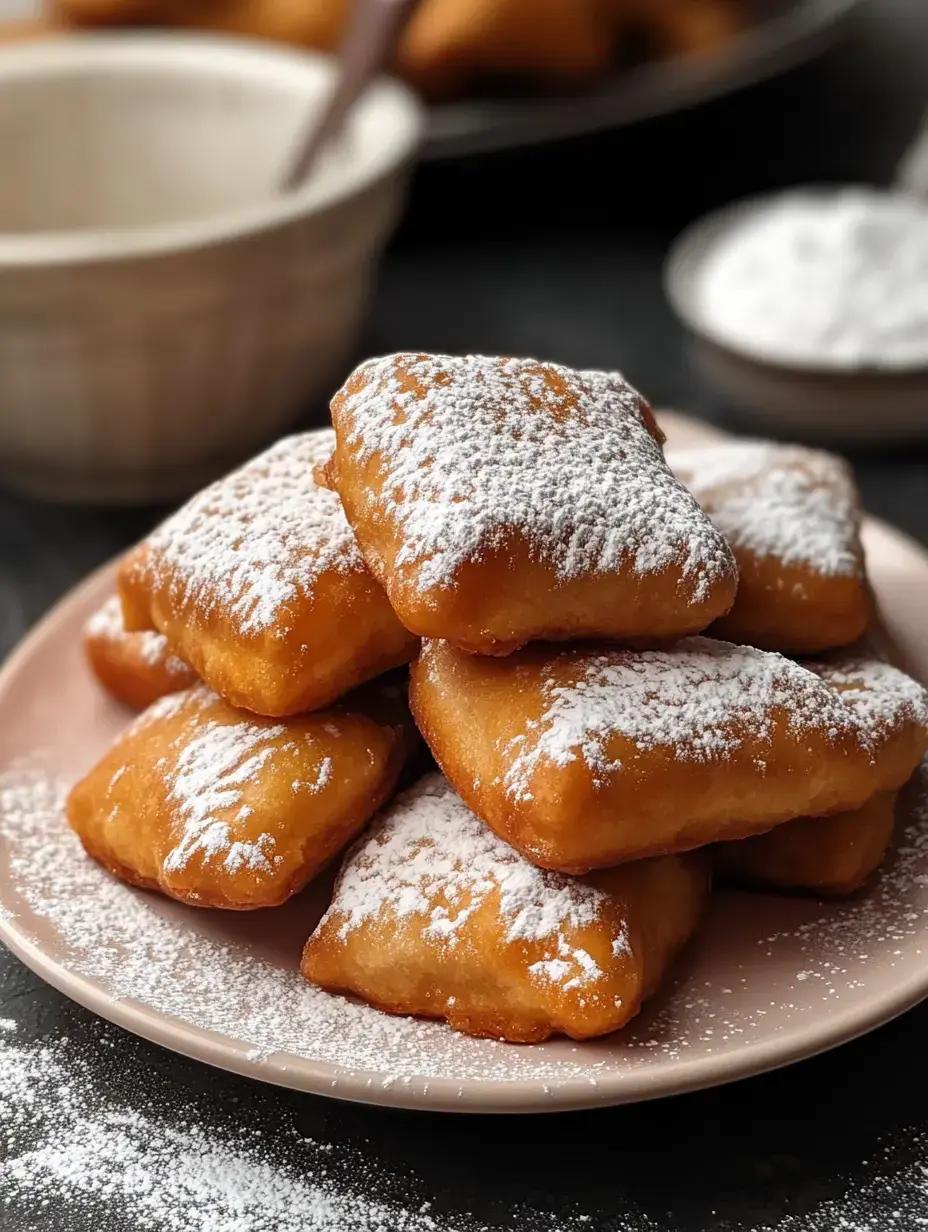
[142,429,360,634]
[697,188,928,370]
[333,354,735,597]
[0,1026,486,1232]
[319,775,625,992]
[84,595,191,673]
[668,441,862,575]
[493,638,895,801]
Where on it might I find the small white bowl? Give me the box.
[664,193,928,446]
[0,34,423,503]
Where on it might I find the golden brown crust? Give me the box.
[117,431,419,717]
[67,679,418,910]
[51,0,171,23]
[669,441,870,655]
[716,791,898,897]
[172,0,347,50]
[396,0,615,99]
[302,776,710,1042]
[84,596,197,711]
[409,638,928,872]
[328,354,737,655]
[710,555,870,654]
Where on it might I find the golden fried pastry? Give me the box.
[397,0,613,99]
[612,0,742,58]
[668,441,869,654]
[52,0,167,23]
[118,429,419,718]
[175,0,347,51]
[67,679,417,910]
[302,775,710,1043]
[410,638,928,872]
[84,595,197,711]
[716,791,897,898]
[326,354,737,656]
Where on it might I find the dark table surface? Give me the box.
[3,2,928,1229]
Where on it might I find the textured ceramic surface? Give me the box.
[664,194,928,444]
[0,35,423,503]
[1,415,928,1114]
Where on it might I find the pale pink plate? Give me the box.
[1,414,928,1114]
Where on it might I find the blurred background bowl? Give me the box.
[664,193,928,446]
[0,33,423,504]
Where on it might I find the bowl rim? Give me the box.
[663,186,928,381]
[0,31,425,267]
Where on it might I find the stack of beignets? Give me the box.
[69,352,928,1048]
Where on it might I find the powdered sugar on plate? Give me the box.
[668,441,862,575]
[5,751,928,1100]
[140,430,360,635]
[488,639,922,802]
[332,354,735,598]
[318,775,625,991]
[84,595,191,674]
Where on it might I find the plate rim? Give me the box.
[3,491,928,1113]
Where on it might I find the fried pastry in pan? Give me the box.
[118,429,419,717]
[612,0,742,58]
[716,791,897,898]
[326,353,737,656]
[396,0,613,99]
[67,679,417,910]
[84,594,197,711]
[52,0,168,22]
[175,0,347,51]
[410,638,928,873]
[302,775,710,1043]
[668,440,869,654]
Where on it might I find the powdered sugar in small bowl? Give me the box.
[665,187,928,444]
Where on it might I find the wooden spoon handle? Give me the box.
[282,0,418,192]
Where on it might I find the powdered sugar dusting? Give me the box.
[109,686,334,877]
[809,658,928,733]
[85,595,190,672]
[476,638,907,802]
[668,440,861,575]
[144,430,359,634]
[320,775,617,990]
[4,754,928,1091]
[162,711,287,876]
[334,354,734,596]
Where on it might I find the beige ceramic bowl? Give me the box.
[664,194,928,446]
[0,34,423,503]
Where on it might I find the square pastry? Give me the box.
[669,440,869,654]
[118,429,419,717]
[302,775,710,1043]
[67,679,417,910]
[716,791,897,897]
[410,638,928,872]
[326,354,737,655]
